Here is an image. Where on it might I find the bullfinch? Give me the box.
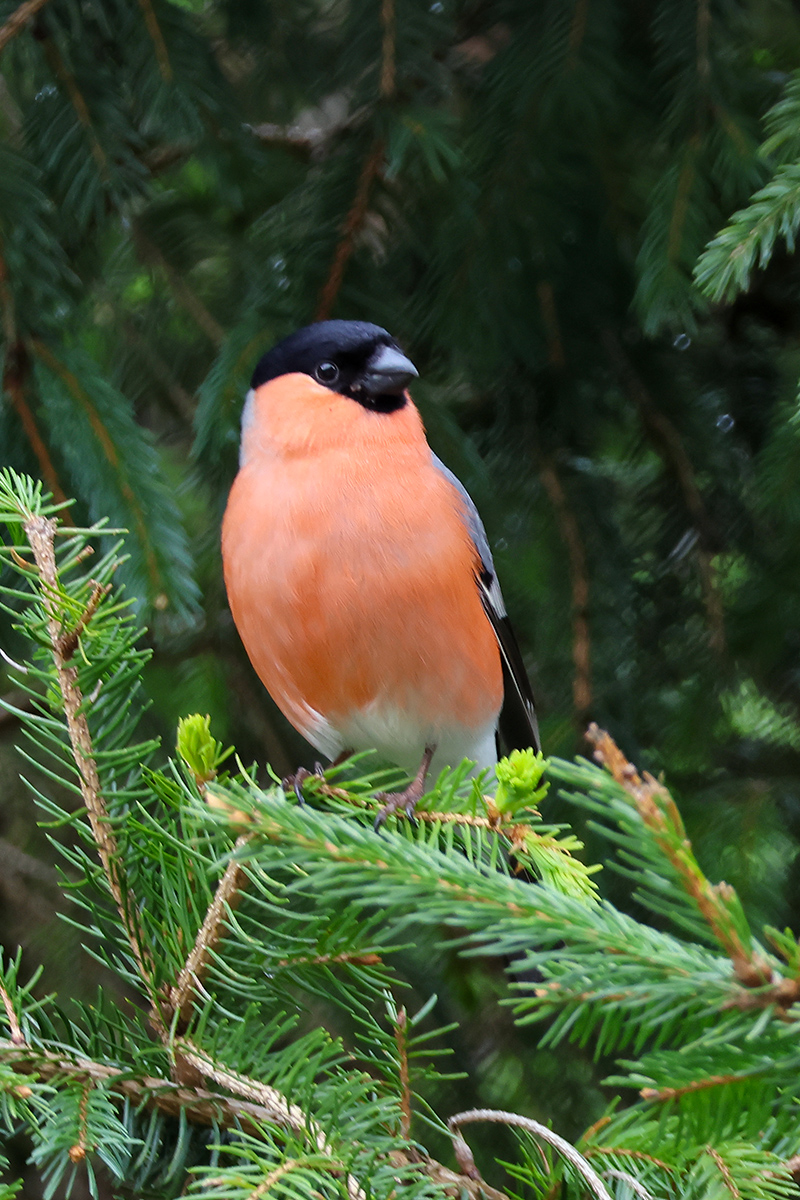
[221,320,539,818]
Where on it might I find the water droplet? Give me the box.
[496,538,508,552]
[673,333,691,351]
[35,84,56,101]
[430,1,443,11]
[716,413,735,433]
[507,257,522,273]
[277,276,289,290]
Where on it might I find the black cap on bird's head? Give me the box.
[250,320,418,413]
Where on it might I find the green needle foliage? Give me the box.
[4,475,800,1200]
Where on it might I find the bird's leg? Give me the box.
[283,748,355,804]
[374,744,436,830]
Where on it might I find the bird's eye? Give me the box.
[314,361,339,384]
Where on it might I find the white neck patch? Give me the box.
[239,388,256,467]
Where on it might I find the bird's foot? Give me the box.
[374,744,436,830]
[282,763,325,804]
[283,749,356,804]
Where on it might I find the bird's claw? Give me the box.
[373,789,421,832]
[283,761,329,805]
[283,767,312,805]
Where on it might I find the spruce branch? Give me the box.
[0,251,71,514]
[39,36,108,175]
[13,504,169,1042]
[136,0,172,82]
[392,1008,411,1141]
[131,224,225,347]
[168,834,253,1030]
[0,982,25,1047]
[585,724,773,989]
[173,1043,367,1200]
[602,331,724,654]
[639,1073,753,1104]
[539,459,591,722]
[0,1040,326,1139]
[0,0,52,55]
[316,140,385,320]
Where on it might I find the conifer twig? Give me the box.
[0,251,71,514]
[316,140,385,320]
[0,0,51,55]
[380,0,395,98]
[448,1109,613,1200]
[137,0,172,81]
[602,331,725,654]
[131,224,225,347]
[0,981,24,1046]
[393,1007,412,1139]
[21,514,169,1041]
[540,459,591,721]
[585,724,775,990]
[173,1042,366,1200]
[40,37,107,173]
[0,1040,327,1138]
[169,834,252,1028]
[639,1072,756,1103]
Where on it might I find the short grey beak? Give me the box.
[362,343,418,395]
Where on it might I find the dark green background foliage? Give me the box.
[4,0,800,1178]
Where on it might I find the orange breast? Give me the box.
[221,374,503,745]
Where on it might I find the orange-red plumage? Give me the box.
[221,319,538,785]
[222,372,503,771]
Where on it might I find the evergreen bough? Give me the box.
[2,471,800,1200]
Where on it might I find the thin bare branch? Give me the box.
[601,1169,656,1200]
[449,1109,613,1200]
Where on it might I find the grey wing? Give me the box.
[431,454,541,754]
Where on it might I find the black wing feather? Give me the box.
[431,455,540,754]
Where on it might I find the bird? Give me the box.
[221,319,539,820]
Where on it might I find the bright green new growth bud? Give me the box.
[494,748,549,815]
[176,713,233,786]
